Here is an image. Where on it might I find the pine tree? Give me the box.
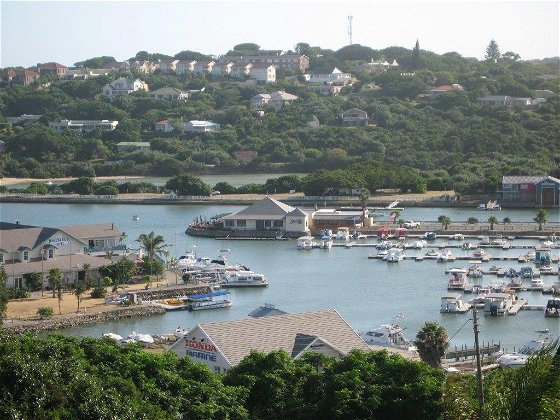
[485,39,501,61]
[411,39,421,69]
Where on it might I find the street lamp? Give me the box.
[41,247,46,297]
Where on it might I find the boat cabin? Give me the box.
[385,248,404,262]
[545,298,560,318]
[440,293,470,313]
[297,236,316,249]
[484,293,515,316]
[448,269,468,290]
[359,324,410,349]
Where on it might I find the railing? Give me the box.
[84,244,128,253]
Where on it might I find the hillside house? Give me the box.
[150,87,189,101]
[102,77,148,98]
[342,108,369,126]
[158,59,179,73]
[175,60,197,75]
[223,54,309,72]
[37,62,68,76]
[49,119,118,133]
[155,120,173,132]
[248,64,276,83]
[306,67,353,86]
[193,61,215,75]
[185,120,220,132]
[250,90,298,110]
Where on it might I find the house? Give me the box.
[59,67,110,81]
[430,84,464,95]
[223,54,309,72]
[477,95,514,107]
[150,87,189,101]
[155,120,173,132]
[116,142,151,152]
[501,175,560,206]
[6,69,40,86]
[211,62,233,77]
[233,150,258,162]
[250,91,298,110]
[0,222,126,289]
[158,59,179,74]
[175,60,197,75]
[231,63,252,78]
[102,77,149,99]
[353,59,399,73]
[342,108,369,126]
[185,120,220,132]
[511,97,532,108]
[37,62,68,76]
[193,61,215,75]
[306,67,353,86]
[219,197,310,234]
[49,119,118,133]
[312,85,344,96]
[5,114,43,126]
[167,309,369,373]
[248,64,276,83]
[0,69,17,86]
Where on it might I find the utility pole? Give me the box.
[472,307,485,419]
[348,16,353,45]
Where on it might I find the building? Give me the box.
[430,84,464,96]
[312,85,344,96]
[150,87,189,101]
[155,120,173,132]
[501,175,560,206]
[0,222,126,289]
[211,62,233,77]
[5,114,43,126]
[116,142,151,152]
[4,69,40,86]
[167,309,370,373]
[233,150,258,162]
[250,90,298,110]
[158,59,179,74]
[248,64,276,83]
[311,208,370,229]
[185,120,220,132]
[248,303,288,318]
[353,59,399,73]
[59,68,110,81]
[231,63,252,78]
[306,67,353,86]
[341,108,369,126]
[175,60,197,75]
[102,78,149,99]
[219,197,310,234]
[223,54,309,72]
[477,95,513,107]
[193,61,215,75]
[37,62,68,76]
[49,119,118,133]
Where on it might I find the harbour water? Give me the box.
[2,202,559,350]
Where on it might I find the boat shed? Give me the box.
[501,175,560,206]
[166,309,370,373]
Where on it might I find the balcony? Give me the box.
[84,244,129,254]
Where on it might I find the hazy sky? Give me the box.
[1,0,559,68]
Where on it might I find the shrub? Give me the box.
[467,217,479,224]
[8,289,29,299]
[90,286,107,299]
[37,307,53,319]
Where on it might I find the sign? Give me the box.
[184,338,217,362]
[185,339,217,352]
[289,219,302,224]
[539,180,558,188]
[49,236,69,246]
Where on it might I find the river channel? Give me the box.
[2,202,559,351]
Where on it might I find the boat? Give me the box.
[484,293,515,316]
[189,290,232,310]
[132,215,140,221]
[377,241,394,250]
[376,249,388,258]
[174,327,189,338]
[462,242,475,250]
[424,232,437,240]
[491,237,507,246]
[531,278,544,290]
[153,297,190,311]
[297,236,316,250]
[473,248,486,258]
[449,233,464,241]
[505,268,519,278]
[540,264,554,273]
[358,324,413,350]
[520,266,538,278]
[507,278,523,290]
[490,281,506,293]
[336,227,350,241]
[545,297,560,317]
[127,332,154,344]
[467,264,483,279]
[535,249,551,265]
[219,270,268,287]
[320,235,333,249]
[102,333,123,341]
[448,268,469,290]
[426,249,439,257]
[437,250,455,262]
[440,293,470,313]
[497,339,547,368]
[478,236,491,246]
[412,239,427,249]
[385,248,404,262]
[477,200,501,211]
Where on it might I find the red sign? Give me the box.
[185,339,217,353]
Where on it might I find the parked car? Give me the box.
[403,221,420,228]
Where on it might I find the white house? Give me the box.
[166,309,370,373]
[155,120,173,132]
[306,67,353,85]
[102,78,148,99]
[150,87,189,101]
[248,64,276,83]
[49,119,118,133]
[185,120,221,132]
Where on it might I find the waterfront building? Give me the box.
[501,175,560,206]
[0,222,127,289]
[167,309,370,373]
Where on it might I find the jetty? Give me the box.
[445,342,501,361]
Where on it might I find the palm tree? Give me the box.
[488,216,499,230]
[136,232,168,261]
[438,215,452,230]
[82,263,91,288]
[414,321,449,368]
[74,279,86,312]
[47,268,62,298]
[534,209,548,231]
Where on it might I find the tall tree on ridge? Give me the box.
[485,39,501,62]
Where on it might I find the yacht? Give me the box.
[320,235,333,249]
[477,200,501,211]
[497,339,547,368]
[359,324,413,350]
[449,233,464,241]
[336,227,350,241]
[437,250,455,262]
[491,237,507,246]
[545,297,560,317]
[440,293,470,313]
[462,242,475,250]
[473,248,486,258]
[412,239,427,249]
[126,332,154,344]
[467,264,483,279]
[424,232,437,241]
[530,278,544,290]
[189,290,232,311]
[219,270,268,287]
[385,248,405,262]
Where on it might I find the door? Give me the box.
[256,220,265,230]
[542,188,555,206]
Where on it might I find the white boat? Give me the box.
[440,293,470,313]
[491,237,507,246]
[477,200,501,211]
[376,249,388,258]
[320,235,333,249]
[426,249,439,257]
[437,250,455,262]
[127,332,154,344]
[336,227,351,240]
[497,339,547,368]
[219,270,268,287]
[473,248,486,258]
[412,239,427,249]
[132,215,140,221]
[531,278,544,290]
[448,268,469,290]
[478,236,491,245]
[462,242,475,250]
[189,290,232,311]
[449,234,464,241]
[359,324,413,350]
[467,264,483,278]
[174,327,189,338]
[484,293,515,316]
[102,333,123,341]
[297,236,316,249]
[385,248,404,262]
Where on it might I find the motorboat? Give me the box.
[426,249,439,257]
[385,248,404,262]
[478,236,491,246]
[412,239,427,249]
[440,293,470,313]
[491,237,507,246]
[467,264,483,279]
[437,250,455,262]
[448,268,469,290]
[219,270,268,287]
[174,327,189,338]
[507,278,523,290]
[153,298,190,311]
[490,281,506,293]
[297,236,316,250]
[484,293,515,316]
[520,266,538,279]
[449,233,464,241]
[535,249,551,265]
[132,215,140,221]
[127,332,154,344]
[189,290,232,311]
[102,333,123,341]
[359,324,413,350]
[377,241,394,250]
[462,242,475,250]
[424,232,437,240]
[336,227,350,241]
[531,278,544,290]
[505,268,519,278]
[477,200,501,211]
[473,248,486,258]
[545,297,560,317]
[540,264,554,273]
[376,249,388,258]
[320,235,333,249]
[497,339,547,368]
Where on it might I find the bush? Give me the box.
[90,286,107,299]
[36,307,53,319]
[8,289,29,299]
[467,217,479,224]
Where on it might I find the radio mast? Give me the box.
[348,16,353,45]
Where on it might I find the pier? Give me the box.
[445,342,501,361]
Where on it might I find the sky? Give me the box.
[1,0,559,68]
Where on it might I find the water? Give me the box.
[1,202,559,350]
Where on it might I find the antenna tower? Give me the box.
[348,16,353,45]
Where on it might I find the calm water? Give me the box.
[2,202,559,350]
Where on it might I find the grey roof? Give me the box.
[248,304,288,318]
[477,95,512,101]
[291,333,317,357]
[221,197,295,220]
[0,226,77,252]
[59,223,123,240]
[150,87,188,95]
[502,175,547,184]
[287,208,307,217]
[193,309,369,365]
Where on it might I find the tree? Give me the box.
[411,39,421,69]
[47,268,62,298]
[165,174,212,196]
[468,217,479,224]
[360,188,370,210]
[438,215,452,230]
[37,307,53,319]
[74,279,86,312]
[503,217,512,224]
[24,272,42,291]
[82,263,91,288]
[534,209,548,231]
[485,39,501,62]
[414,321,449,368]
[136,232,167,261]
[488,215,499,230]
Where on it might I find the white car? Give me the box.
[403,221,420,228]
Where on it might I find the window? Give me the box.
[0,253,3,264]
[264,220,272,228]
[48,248,54,259]
[23,251,29,261]
[236,220,246,227]
[14,278,23,289]
[225,220,234,227]
[273,220,284,228]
